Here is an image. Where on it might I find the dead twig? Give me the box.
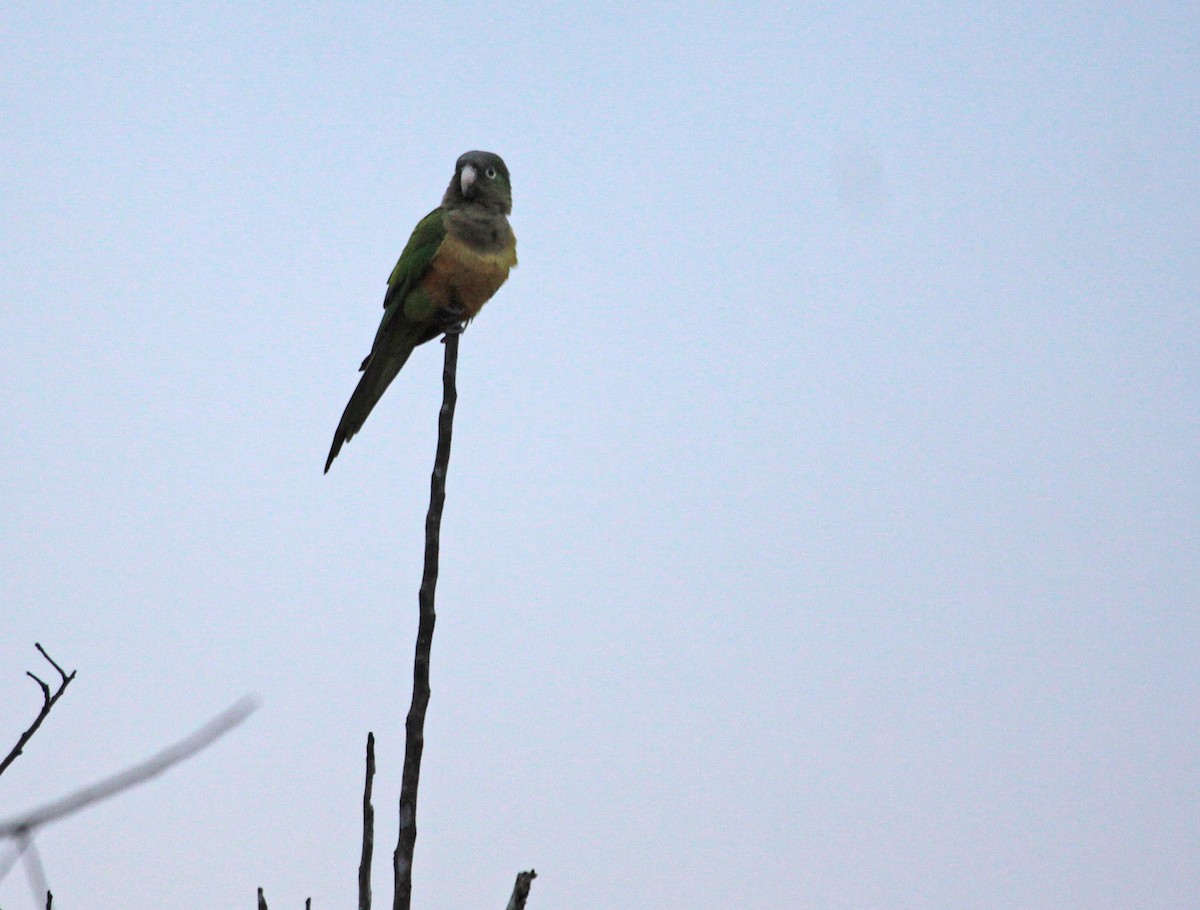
[0,644,77,779]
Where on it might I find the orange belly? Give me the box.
[419,233,517,318]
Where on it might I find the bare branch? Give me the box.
[0,841,21,881]
[393,331,459,910]
[21,834,50,908]
[26,673,50,701]
[505,869,537,910]
[0,831,35,885]
[34,644,71,685]
[359,731,376,910]
[0,645,77,778]
[0,696,258,839]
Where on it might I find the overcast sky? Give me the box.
[2,2,1197,908]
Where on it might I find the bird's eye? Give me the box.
[485,167,498,179]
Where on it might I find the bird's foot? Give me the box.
[438,303,468,337]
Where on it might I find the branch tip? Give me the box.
[506,869,538,910]
[26,672,51,700]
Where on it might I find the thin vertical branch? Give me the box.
[393,331,459,910]
[358,732,376,910]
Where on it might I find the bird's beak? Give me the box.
[460,164,477,196]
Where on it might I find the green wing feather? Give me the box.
[325,209,447,472]
[363,208,448,364]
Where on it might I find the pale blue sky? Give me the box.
[2,2,1197,908]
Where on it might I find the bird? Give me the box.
[324,151,517,473]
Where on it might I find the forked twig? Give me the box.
[0,644,77,779]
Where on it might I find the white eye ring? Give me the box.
[485,166,498,179]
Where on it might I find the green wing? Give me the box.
[376,207,446,333]
[388,208,445,295]
[358,208,447,364]
[324,209,447,473]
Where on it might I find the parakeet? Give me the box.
[325,151,517,473]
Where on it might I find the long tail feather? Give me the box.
[324,342,417,472]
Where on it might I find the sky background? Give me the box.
[2,1,1197,908]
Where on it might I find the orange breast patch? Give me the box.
[419,233,517,318]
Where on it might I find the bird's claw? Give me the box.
[438,303,468,337]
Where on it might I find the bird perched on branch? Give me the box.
[324,151,517,472]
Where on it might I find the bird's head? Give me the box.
[446,150,512,214]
